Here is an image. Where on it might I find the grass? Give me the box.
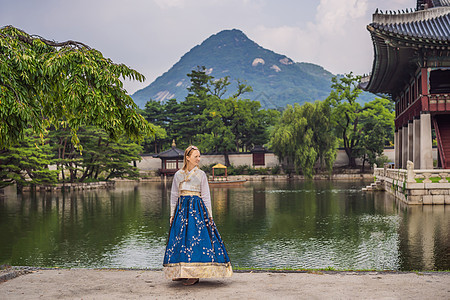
[233,266,380,272]
[232,266,450,273]
[6,264,450,273]
[415,177,450,183]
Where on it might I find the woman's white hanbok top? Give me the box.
[170,166,212,217]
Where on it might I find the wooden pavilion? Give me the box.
[153,140,184,176]
[360,0,450,169]
[211,163,227,181]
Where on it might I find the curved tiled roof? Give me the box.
[370,12,450,42]
[433,0,450,7]
[361,5,450,94]
[153,146,184,158]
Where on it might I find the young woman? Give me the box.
[163,145,232,285]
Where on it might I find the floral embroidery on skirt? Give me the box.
[163,195,232,279]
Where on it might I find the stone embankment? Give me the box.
[368,162,450,205]
[17,173,373,192]
[137,173,373,182]
[21,181,115,192]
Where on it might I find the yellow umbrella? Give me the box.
[212,163,227,169]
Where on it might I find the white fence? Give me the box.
[373,160,450,205]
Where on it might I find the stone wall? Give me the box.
[137,148,403,171]
[137,152,280,171]
[380,176,450,205]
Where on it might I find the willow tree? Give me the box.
[270,101,336,178]
[0,25,153,150]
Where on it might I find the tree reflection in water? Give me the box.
[0,181,448,271]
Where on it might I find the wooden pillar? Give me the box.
[421,68,429,111]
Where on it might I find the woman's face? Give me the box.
[187,149,201,167]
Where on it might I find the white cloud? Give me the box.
[315,0,368,35]
[153,0,186,9]
[250,0,375,76]
[1,0,418,94]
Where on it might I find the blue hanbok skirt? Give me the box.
[163,195,232,279]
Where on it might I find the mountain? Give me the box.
[131,29,374,109]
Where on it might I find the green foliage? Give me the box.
[1,124,143,189]
[50,126,142,182]
[0,129,58,189]
[356,98,395,170]
[271,165,281,175]
[0,25,153,150]
[327,73,394,168]
[375,155,391,168]
[200,163,280,176]
[142,67,280,159]
[270,101,337,178]
[415,177,450,183]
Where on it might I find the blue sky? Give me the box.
[1,0,412,94]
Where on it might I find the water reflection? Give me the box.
[0,181,448,271]
[397,203,450,271]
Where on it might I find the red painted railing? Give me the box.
[428,94,450,112]
[395,95,423,128]
[395,94,450,128]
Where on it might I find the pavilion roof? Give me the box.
[212,163,227,169]
[153,146,184,159]
[360,4,450,95]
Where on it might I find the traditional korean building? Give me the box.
[153,140,184,176]
[251,145,268,167]
[360,0,450,169]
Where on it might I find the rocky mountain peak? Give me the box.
[131,29,373,109]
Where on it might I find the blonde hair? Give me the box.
[182,145,199,172]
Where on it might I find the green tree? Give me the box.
[355,98,395,171]
[193,72,277,165]
[0,25,153,150]
[141,67,278,157]
[327,73,394,168]
[50,126,143,182]
[327,73,363,167]
[310,100,337,173]
[0,129,58,190]
[197,97,237,165]
[175,70,211,144]
[270,103,316,177]
[270,101,336,178]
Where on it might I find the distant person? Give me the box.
[163,145,232,285]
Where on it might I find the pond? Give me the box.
[0,180,449,271]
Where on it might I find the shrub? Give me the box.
[375,155,391,167]
[271,165,281,175]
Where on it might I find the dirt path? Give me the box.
[1,269,449,299]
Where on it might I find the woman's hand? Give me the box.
[170,216,174,225]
